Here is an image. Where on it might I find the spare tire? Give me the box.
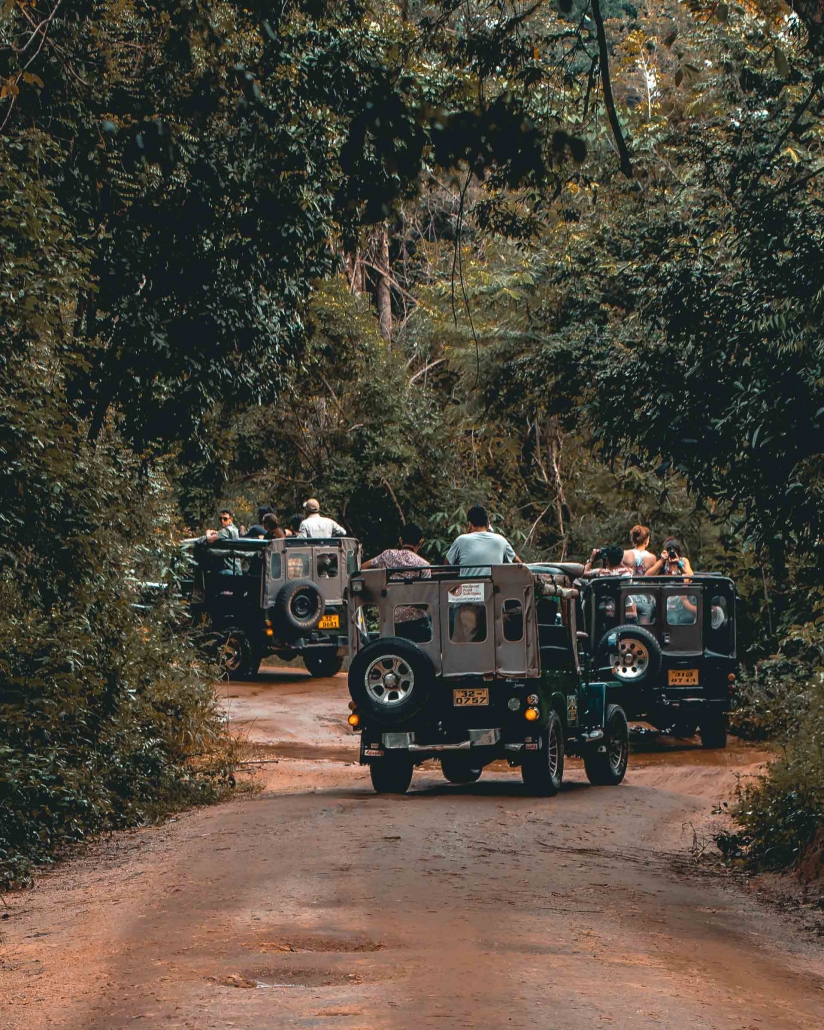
[274,580,325,635]
[348,636,436,728]
[596,624,662,685]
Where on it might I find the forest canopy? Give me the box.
[1,0,823,883]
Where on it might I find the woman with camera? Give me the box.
[647,537,694,577]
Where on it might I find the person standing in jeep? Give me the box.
[297,498,347,538]
[362,524,431,642]
[446,504,522,576]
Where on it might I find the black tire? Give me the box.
[597,624,662,685]
[699,712,728,749]
[274,580,325,635]
[441,755,483,784]
[521,710,565,797]
[584,704,629,786]
[303,649,344,678]
[370,755,414,794]
[219,628,260,680]
[348,636,437,728]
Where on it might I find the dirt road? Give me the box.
[2,667,823,1029]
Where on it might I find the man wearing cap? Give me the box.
[297,498,347,538]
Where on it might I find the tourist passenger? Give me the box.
[194,509,240,574]
[583,544,631,578]
[245,506,274,540]
[297,498,347,538]
[286,513,303,537]
[623,524,656,576]
[362,523,431,642]
[446,505,522,576]
[262,513,286,540]
[647,537,694,577]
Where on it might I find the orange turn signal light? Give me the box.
[525,707,539,722]
[728,673,736,682]
[348,713,360,727]
[348,701,357,711]
[265,628,274,637]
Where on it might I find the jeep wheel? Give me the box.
[597,625,662,685]
[219,629,260,680]
[699,712,728,749]
[369,755,414,794]
[441,755,483,785]
[521,710,564,797]
[303,649,344,678]
[584,704,629,786]
[274,580,325,635]
[348,637,436,727]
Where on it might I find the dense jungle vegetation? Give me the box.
[1,0,822,886]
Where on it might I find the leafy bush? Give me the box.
[722,610,824,872]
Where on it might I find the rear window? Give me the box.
[666,593,698,626]
[449,604,488,643]
[626,593,656,626]
[317,553,338,578]
[287,554,310,580]
[270,553,282,578]
[502,599,524,641]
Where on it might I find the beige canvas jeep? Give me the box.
[345,562,630,795]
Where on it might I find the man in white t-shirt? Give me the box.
[297,497,347,538]
[446,504,522,576]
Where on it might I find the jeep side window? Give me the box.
[666,593,698,626]
[449,603,487,643]
[287,555,310,579]
[317,553,338,578]
[502,599,524,641]
[271,553,282,578]
[356,603,380,644]
[347,550,358,575]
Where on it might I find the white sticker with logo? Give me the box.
[448,583,486,605]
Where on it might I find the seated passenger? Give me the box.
[362,524,431,642]
[297,498,347,538]
[286,513,303,537]
[262,513,286,540]
[245,505,274,540]
[445,504,522,577]
[583,544,631,578]
[647,537,695,577]
[623,524,656,576]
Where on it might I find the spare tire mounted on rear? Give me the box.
[274,580,325,635]
[348,636,436,727]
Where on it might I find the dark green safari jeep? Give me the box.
[579,573,737,747]
[345,562,630,795]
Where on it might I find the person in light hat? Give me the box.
[297,498,347,538]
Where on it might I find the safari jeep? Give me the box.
[580,574,737,748]
[190,535,361,679]
[345,562,630,795]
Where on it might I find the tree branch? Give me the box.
[591,0,633,179]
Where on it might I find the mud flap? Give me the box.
[580,682,606,730]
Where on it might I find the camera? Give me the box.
[595,547,608,561]
[666,547,679,559]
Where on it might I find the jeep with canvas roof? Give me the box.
[189,535,361,678]
[345,561,630,795]
[579,573,737,747]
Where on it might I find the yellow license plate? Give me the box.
[318,614,340,630]
[453,687,489,707]
[668,669,699,686]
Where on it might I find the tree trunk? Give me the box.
[375,228,392,344]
